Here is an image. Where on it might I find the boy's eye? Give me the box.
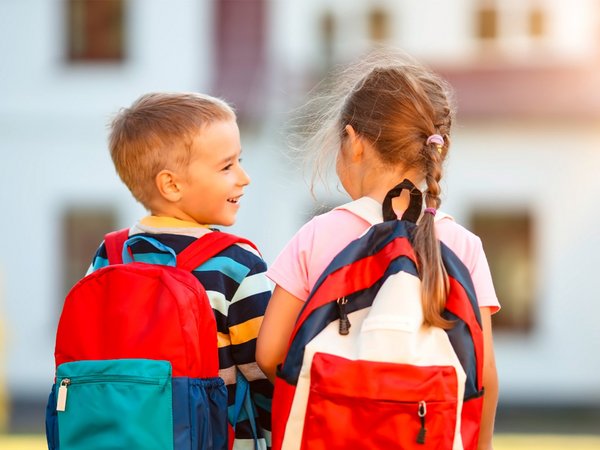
[222,158,242,171]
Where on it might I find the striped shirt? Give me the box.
[88,216,273,450]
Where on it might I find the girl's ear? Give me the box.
[344,124,365,162]
[155,169,183,203]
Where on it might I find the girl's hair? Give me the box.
[109,92,235,208]
[294,49,456,328]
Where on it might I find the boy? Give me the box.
[89,92,272,449]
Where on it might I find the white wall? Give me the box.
[0,0,213,397]
[1,0,599,405]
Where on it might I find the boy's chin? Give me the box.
[212,217,236,227]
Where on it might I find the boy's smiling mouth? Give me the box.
[227,195,242,204]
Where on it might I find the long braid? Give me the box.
[409,68,454,328]
[413,143,452,328]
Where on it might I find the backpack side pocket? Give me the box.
[45,387,59,450]
[172,376,228,450]
[55,359,173,450]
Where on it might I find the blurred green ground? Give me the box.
[2,400,599,448]
[1,434,600,449]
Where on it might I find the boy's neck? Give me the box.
[149,200,204,226]
[143,214,210,228]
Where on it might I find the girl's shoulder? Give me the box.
[331,196,384,226]
[304,198,484,261]
[435,215,484,262]
[300,197,375,238]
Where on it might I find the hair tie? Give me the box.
[426,134,444,153]
[426,134,444,146]
[424,207,437,216]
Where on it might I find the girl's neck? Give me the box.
[360,167,425,203]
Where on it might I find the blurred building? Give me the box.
[1,0,599,433]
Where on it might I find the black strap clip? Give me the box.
[382,179,423,223]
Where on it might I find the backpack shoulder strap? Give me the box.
[103,228,130,265]
[176,231,258,272]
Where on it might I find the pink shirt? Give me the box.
[267,197,499,312]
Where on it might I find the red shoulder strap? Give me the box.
[176,231,258,272]
[104,228,130,265]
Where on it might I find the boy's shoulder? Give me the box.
[90,222,265,274]
[135,229,265,269]
[206,232,266,270]
[132,218,264,260]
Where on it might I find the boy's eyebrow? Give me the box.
[217,149,242,165]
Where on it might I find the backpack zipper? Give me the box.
[337,297,351,335]
[56,375,162,412]
[416,400,427,444]
[56,378,70,412]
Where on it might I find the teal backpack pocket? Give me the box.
[55,359,174,450]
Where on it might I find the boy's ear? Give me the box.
[155,170,183,203]
[344,124,365,162]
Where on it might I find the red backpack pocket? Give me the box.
[301,352,458,450]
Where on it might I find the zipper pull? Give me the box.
[416,400,427,444]
[337,297,351,335]
[56,378,71,412]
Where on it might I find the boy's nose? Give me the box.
[238,166,251,186]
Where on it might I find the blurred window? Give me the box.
[214,0,266,121]
[62,207,117,301]
[476,6,499,40]
[368,8,390,43]
[528,7,546,38]
[66,0,125,62]
[320,11,335,69]
[476,2,548,43]
[470,210,536,332]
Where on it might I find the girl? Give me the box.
[257,50,499,450]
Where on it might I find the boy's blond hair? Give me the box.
[109,92,235,208]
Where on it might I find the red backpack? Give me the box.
[272,182,484,450]
[46,229,256,450]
